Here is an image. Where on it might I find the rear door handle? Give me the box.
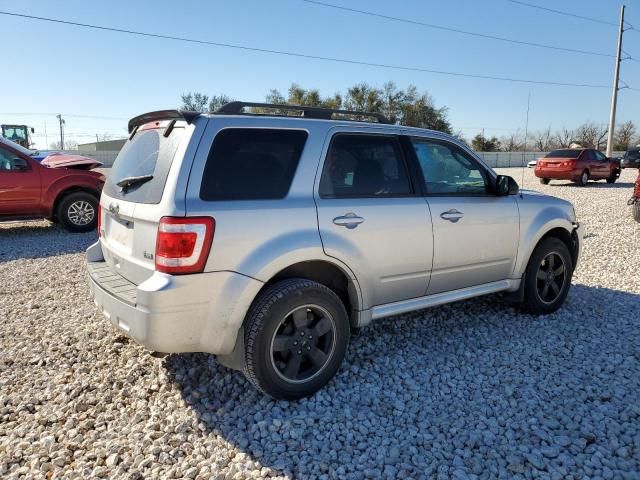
[333,212,365,229]
[440,209,464,223]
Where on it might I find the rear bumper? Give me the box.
[86,241,263,355]
[534,167,576,180]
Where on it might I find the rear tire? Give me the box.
[56,192,98,233]
[633,201,640,223]
[243,278,350,400]
[522,237,574,315]
[539,178,550,185]
[577,170,589,186]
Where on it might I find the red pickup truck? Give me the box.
[0,137,105,232]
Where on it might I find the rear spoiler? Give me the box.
[127,110,200,134]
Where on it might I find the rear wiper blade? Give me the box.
[116,174,153,190]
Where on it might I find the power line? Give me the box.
[0,9,612,89]
[0,112,127,120]
[506,0,620,27]
[302,0,615,59]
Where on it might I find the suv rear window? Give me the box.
[200,128,307,201]
[103,125,187,204]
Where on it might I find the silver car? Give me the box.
[87,102,582,399]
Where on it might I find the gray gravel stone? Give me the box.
[1,168,639,479]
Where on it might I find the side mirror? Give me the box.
[496,175,519,196]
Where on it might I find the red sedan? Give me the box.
[0,137,105,232]
[535,148,620,186]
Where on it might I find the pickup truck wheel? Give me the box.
[57,192,98,233]
[523,237,573,315]
[243,278,349,400]
[539,178,550,185]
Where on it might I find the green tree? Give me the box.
[180,92,209,112]
[472,134,501,152]
[208,94,234,113]
[179,81,452,133]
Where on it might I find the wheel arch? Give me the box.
[50,186,101,221]
[260,259,363,328]
[514,212,577,278]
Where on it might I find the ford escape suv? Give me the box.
[87,102,582,399]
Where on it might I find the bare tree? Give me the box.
[613,120,636,151]
[499,130,524,151]
[553,127,574,148]
[50,140,78,150]
[96,133,112,142]
[530,126,553,151]
[574,122,608,149]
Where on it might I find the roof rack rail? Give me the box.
[215,101,391,124]
[127,110,200,133]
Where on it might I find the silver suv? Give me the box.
[87,102,582,399]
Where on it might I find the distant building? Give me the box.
[77,139,126,152]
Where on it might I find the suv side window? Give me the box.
[200,128,308,201]
[319,134,412,198]
[411,138,488,195]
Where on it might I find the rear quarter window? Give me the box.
[199,128,308,201]
[103,125,187,204]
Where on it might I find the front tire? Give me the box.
[523,237,574,315]
[57,192,98,232]
[606,170,618,184]
[243,278,350,400]
[539,178,550,185]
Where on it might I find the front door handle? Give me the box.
[440,209,464,223]
[333,212,365,229]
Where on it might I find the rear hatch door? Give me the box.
[99,117,205,285]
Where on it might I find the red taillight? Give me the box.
[97,204,102,237]
[155,217,215,274]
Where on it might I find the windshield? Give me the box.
[545,149,582,159]
[103,125,187,204]
[0,135,35,157]
[623,150,640,159]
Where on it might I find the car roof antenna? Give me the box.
[520,93,531,199]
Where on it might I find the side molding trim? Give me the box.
[370,279,520,321]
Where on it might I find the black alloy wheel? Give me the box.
[270,305,336,383]
[535,252,567,304]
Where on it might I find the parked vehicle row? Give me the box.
[86,103,582,399]
[535,148,620,186]
[621,147,640,169]
[0,137,104,232]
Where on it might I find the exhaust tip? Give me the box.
[150,351,168,359]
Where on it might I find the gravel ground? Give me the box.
[1,168,639,480]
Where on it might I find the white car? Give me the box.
[527,159,538,168]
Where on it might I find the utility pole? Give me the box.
[606,5,625,158]
[56,114,65,150]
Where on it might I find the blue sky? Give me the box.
[0,0,638,148]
